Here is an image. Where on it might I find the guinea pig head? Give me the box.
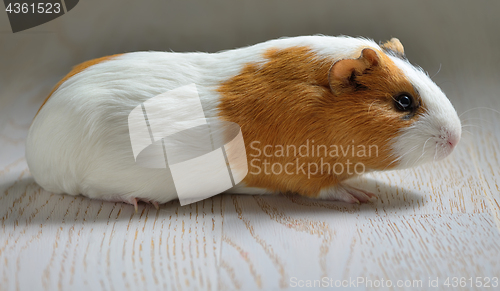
[326,40,461,171]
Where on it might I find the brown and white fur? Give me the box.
[26,36,461,208]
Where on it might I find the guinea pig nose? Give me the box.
[441,126,460,149]
[447,132,460,149]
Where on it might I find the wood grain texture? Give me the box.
[1,173,223,291]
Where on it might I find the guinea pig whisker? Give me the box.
[433,144,439,161]
[460,118,497,129]
[382,156,401,171]
[459,107,500,118]
[378,153,396,165]
[384,144,419,170]
[461,124,482,129]
[430,63,442,80]
[367,100,377,113]
[412,137,433,165]
[460,118,484,122]
[405,145,422,167]
[413,151,427,166]
[461,117,492,123]
[422,137,433,155]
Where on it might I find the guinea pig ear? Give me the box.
[380,38,405,58]
[328,48,380,94]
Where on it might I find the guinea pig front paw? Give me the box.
[317,184,376,204]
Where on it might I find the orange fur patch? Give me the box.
[35,54,122,116]
[217,46,421,197]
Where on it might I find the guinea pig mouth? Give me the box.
[434,140,456,160]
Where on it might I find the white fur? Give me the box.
[26,36,460,204]
[389,56,461,168]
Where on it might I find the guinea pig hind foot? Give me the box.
[124,197,160,212]
[317,184,376,204]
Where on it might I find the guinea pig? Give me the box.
[26,35,461,208]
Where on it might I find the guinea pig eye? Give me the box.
[394,94,414,111]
